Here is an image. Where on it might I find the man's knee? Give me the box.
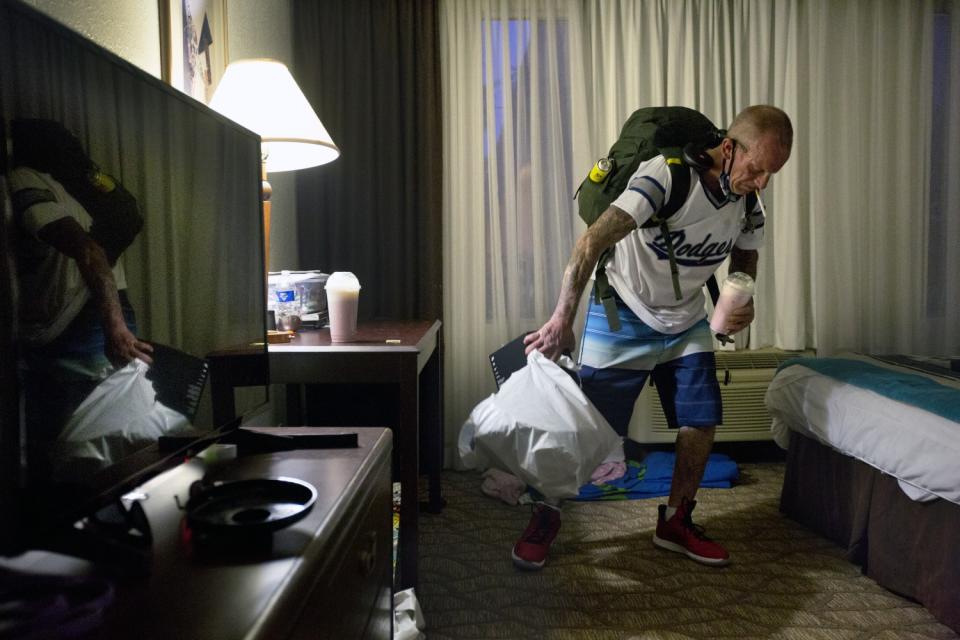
[676,425,717,450]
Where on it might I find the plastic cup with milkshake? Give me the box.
[709,272,755,341]
[325,271,361,343]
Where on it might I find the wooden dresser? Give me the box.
[88,427,393,639]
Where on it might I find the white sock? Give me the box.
[665,505,678,520]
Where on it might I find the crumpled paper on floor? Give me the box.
[394,587,425,640]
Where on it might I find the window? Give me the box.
[481,18,572,320]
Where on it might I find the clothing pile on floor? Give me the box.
[573,451,739,501]
[479,451,739,505]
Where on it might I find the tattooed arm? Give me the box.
[524,206,637,359]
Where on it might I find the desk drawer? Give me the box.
[290,453,392,640]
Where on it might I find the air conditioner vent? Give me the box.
[714,349,808,370]
[630,348,814,443]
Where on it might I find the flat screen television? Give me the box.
[0,0,268,557]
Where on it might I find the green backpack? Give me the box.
[575,106,754,331]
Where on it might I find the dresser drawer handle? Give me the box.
[358,531,377,576]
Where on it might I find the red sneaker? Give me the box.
[653,498,729,566]
[511,503,561,570]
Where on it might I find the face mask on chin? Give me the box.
[719,142,743,203]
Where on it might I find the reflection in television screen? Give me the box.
[0,0,268,551]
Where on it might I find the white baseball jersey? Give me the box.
[605,155,764,334]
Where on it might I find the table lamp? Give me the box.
[209,59,339,269]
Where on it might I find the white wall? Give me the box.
[22,0,162,77]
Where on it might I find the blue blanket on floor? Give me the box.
[572,452,739,501]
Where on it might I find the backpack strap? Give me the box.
[640,154,690,301]
[705,274,720,307]
[593,153,692,332]
[593,249,621,331]
[742,190,758,232]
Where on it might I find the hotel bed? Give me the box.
[765,354,960,633]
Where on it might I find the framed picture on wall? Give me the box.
[159,0,228,103]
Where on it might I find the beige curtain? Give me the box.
[440,0,960,464]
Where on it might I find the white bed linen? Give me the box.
[766,356,960,506]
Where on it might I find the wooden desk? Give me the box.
[208,320,443,591]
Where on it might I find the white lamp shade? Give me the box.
[210,59,339,172]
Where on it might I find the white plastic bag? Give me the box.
[53,359,190,481]
[459,350,622,500]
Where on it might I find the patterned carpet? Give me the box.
[418,463,958,640]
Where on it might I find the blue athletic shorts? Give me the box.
[579,294,721,436]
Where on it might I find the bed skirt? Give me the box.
[780,430,960,633]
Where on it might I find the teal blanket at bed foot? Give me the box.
[780,357,960,423]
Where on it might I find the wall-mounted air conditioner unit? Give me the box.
[628,348,814,443]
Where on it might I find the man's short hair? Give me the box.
[728,105,793,150]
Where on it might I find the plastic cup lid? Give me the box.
[724,271,755,294]
[325,271,361,291]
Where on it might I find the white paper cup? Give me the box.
[325,272,361,343]
[709,272,754,335]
